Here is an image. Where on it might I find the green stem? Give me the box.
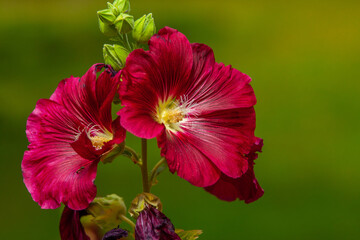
[119,215,135,229]
[141,138,150,193]
[124,33,132,51]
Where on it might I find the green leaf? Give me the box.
[175,229,203,240]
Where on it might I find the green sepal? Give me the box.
[87,194,127,232]
[175,229,203,240]
[100,141,125,164]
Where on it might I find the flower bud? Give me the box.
[112,0,131,14]
[129,193,162,219]
[114,13,134,34]
[132,14,156,44]
[97,9,118,37]
[103,44,130,71]
[87,194,127,232]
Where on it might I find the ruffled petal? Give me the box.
[60,206,90,240]
[179,108,256,179]
[183,44,256,114]
[50,64,117,130]
[23,100,98,210]
[205,138,264,203]
[157,130,220,187]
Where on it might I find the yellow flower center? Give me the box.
[88,131,113,150]
[155,98,185,132]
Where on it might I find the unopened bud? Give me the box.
[103,44,130,71]
[113,0,131,14]
[132,13,156,44]
[98,9,118,37]
[87,194,127,232]
[114,13,134,34]
[129,193,162,219]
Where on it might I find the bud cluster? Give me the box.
[98,0,156,71]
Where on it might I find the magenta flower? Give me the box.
[60,206,90,240]
[135,207,181,240]
[205,137,264,203]
[22,64,125,210]
[119,27,260,189]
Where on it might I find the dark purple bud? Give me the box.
[59,206,90,240]
[102,228,128,240]
[135,207,181,240]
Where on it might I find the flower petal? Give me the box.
[157,130,220,187]
[205,138,264,203]
[135,207,181,240]
[179,108,256,179]
[60,206,90,240]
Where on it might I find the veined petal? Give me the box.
[22,147,98,210]
[50,64,117,131]
[179,108,256,179]
[157,130,220,187]
[205,138,264,203]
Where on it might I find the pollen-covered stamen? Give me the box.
[155,98,185,132]
[86,126,113,150]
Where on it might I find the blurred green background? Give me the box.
[1,0,359,239]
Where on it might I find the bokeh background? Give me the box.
[1,0,359,239]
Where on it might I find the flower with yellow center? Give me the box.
[155,98,185,132]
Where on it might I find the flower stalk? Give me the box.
[141,138,150,193]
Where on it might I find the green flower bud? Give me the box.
[87,194,127,232]
[97,9,118,37]
[114,13,134,34]
[113,0,131,14]
[132,13,156,44]
[103,44,130,71]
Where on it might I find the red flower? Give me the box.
[22,64,125,210]
[119,27,261,190]
[205,137,264,203]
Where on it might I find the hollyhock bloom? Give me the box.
[135,207,181,240]
[205,137,264,203]
[103,228,128,240]
[22,64,125,210]
[60,206,90,240]
[119,27,259,188]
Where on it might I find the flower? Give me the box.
[22,64,125,210]
[205,137,264,203]
[135,207,180,240]
[59,206,90,240]
[118,27,259,189]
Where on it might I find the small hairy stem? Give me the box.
[119,215,135,229]
[149,157,166,189]
[123,145,141,165]
[141,138,150,193]
[125,34,132,51]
